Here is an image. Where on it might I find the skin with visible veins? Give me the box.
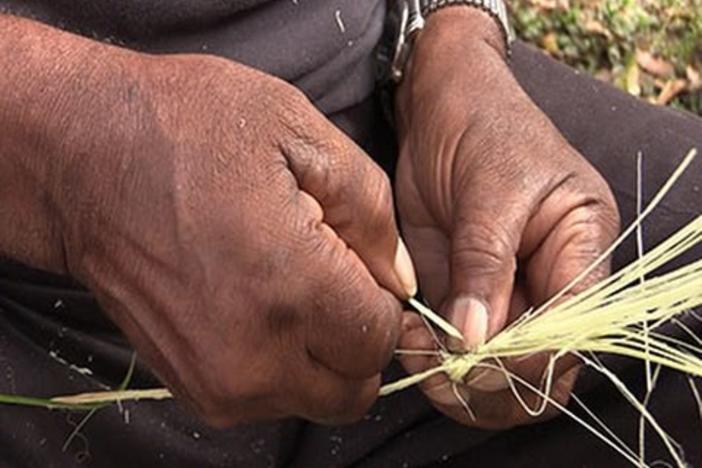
[0,14,414,427]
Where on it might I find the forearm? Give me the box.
[0,15,142,272]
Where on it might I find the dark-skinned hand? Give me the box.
[0,18,418,427]
[393,8,620,430]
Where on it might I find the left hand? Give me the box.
[393,8,620,429]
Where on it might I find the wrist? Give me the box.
[397,17,520,133]
[418,6,508,59]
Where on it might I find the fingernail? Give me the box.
[459,298,488,349]
[394,238,417,298]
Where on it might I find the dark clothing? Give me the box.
[1,2,702,467]
[0,0,384,115]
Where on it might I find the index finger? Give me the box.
[284,190,404,380]
[279,97,417,300]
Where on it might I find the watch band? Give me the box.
[421,0,514,50]
[389,0,514,82]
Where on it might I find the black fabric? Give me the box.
[1,21,701,468]
[0,0,385,115]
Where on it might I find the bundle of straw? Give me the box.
[380,148,702,467]
[381,203,702,395]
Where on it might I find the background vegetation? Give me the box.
[512,0,702,115]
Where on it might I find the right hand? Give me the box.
[46,53,415,426]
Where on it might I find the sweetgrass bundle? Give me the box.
[1,150,701,467]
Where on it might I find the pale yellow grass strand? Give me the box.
[571,391,639,464]
[537,148,697,314]
[51,388,173,405]
[689,377,702,422]
[636,151,653,395]
[474,361,646,467]
[408,298,462,340]
[381,149,702,467]
[578,352,685,467]
[640,365,663,467]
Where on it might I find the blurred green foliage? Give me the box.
[511,0,702,114]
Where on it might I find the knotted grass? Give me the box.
[382,148,702,467]
[0,149,700,466]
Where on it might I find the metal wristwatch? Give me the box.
[388,0,515,83]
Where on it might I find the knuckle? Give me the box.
[277,88,316,130]
[190,361,277,426]
[324,157,394,244]
[361,169,395,235]
[281,82,311,107]
[576,195,621,249]
[597,192,622,238]
[291,146,333,199]
[582,172,622,239]
[272,85,318,140]
[595,206,621,248]
[561,207,613,268]
[298,224,334,267]
[350,293,402,373]
[371,169,394,212]
[452,219,518,276]
[373,166,393,200]
[305,272,401,378]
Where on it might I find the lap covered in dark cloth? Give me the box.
[1,42,701,468]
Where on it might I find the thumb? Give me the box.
[445,195,528,348]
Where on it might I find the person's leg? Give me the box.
[0,262,303,468]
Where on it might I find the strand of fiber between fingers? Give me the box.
[6,151,702,437]
[383,246,702,396]
[41,184,702,412]
[380,149,702,395]
[430,267,702,389]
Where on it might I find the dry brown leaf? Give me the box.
[530,0,565,11]
[541,32,560,55]
[594,69,613,82]
[528,0,552,10]
[656,79,688,105]
[584,19,612,39]
[687,65,701,90]
[636,49,674,78]
[625,58,642,96]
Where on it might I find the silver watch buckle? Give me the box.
[390,0,425,83]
